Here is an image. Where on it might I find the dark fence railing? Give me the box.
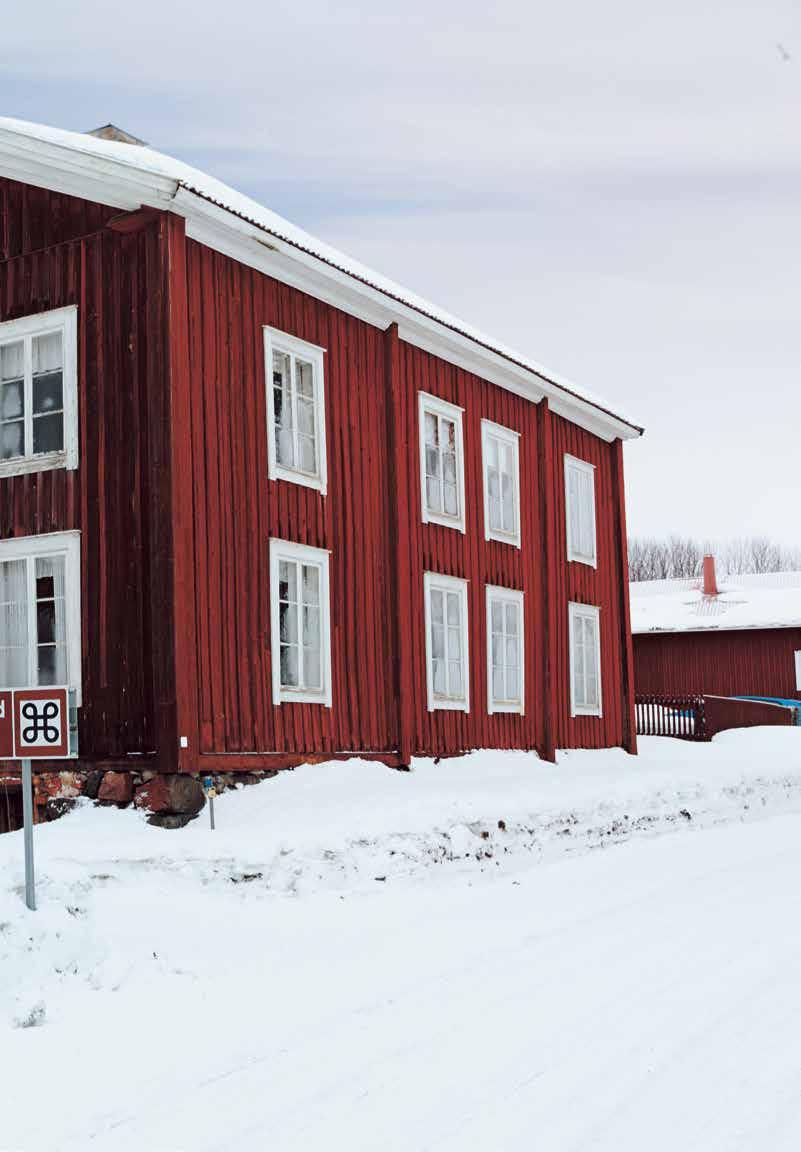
[635,694,707,741]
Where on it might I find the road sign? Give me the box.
[0,690,13,759]
[13,687,70,759]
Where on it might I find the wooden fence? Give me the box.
[635,694,706,741]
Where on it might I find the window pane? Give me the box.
[492,666,504,700]
[32,412,64,455]
[443,482,458,516]
[302,605,320,648]
[32,332,62,375]
[443,451,457,484]
[505,603,518,635]
[280,644,299,687]
[33,371,63,416]
[432,657,446,695]
[1,420,23,460]
[303,645,321,690]
[0,341,24,382]
[426,476,441,513]
[449,661,463,697]
[296,359,314,399]
[36,599,56,645]
[1,379,23,421]
[446,592,459,626]
[279,601,297,644]
[297,395,315,436]
[444,419,456,452]
[492,634,503,669]
[0,558,29,687]
[273,350,294,467]
[506,636,518,668]
[491,602,503,634]
[302,564,320,606]
[432,623,445,660]
[298,433,316,474]
[425,445,440,480]
[447,624,461,661]
[507,666,519,701]
[279,560,297,604]
[424,411,438,447]
[431,589,444,625]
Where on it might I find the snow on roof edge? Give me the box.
[630,570,801,635]
[0,116,643,437]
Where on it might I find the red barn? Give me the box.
[631,559,801,700]
[0,117,642,815]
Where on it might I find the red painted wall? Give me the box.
[0,177,638,772]
[634,628,801,700]
[179,240,635,768]
[0,178,177,768]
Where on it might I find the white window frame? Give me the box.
[269,538,332,707]
[418,392,466,533]
[795,650,801,691]
[0,306,78,479]
[568,602,602,718]
[264,326,328,495]
[481,419,521,548]
[0,530,82,704]
[424,571,469,712]
[564,454,597,568]
[486,585,525,715]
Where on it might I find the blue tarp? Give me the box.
[733,697,801,725]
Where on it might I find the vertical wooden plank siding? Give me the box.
[634,628,801,700]
[0,177,638,771]
[612,438,637,753]
[0,180,176,768]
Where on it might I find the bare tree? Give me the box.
[628,535,801,581]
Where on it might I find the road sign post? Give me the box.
[1,687,72,912]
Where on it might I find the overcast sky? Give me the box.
[2,0,799,545]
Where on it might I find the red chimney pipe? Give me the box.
[702,554,718,596]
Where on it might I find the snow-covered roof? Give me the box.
[0,116,642,442]
[630,570,801,635]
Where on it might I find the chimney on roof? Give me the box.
[702,554,718,597]
[86,124,146,146]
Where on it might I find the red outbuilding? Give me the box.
[631,559,801,700]
[0,117,643,808]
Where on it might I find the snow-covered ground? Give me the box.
[3,729,801,1151]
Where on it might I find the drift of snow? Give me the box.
[630,568,801,633]
[3,728,801,1151]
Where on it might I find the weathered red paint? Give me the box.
[0,176,638,773]
[634,627,801,700]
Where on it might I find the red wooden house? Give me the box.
[0,116,642,804]
[631,558,801,700]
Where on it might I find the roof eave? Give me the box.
[0,124,644,442]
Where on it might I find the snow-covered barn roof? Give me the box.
[630,570,801,635]
[0,116,642,443]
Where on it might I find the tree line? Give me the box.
[628,535,801,582]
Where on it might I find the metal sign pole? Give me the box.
[21,758,35,911]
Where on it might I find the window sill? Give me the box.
[488,701,525,715]
[486,529,521,549]
[428,697,470,712]
[567,552,598,569]
[422,510,466,534]
[0,451,71,479]
[571,708,603,719]
[275,689,332,708]
[268,463,327,496]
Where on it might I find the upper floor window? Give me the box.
[482,420,521,547]
[269,538,332,707]
[418,392,465,533]
[486,585,524,714]
[0,307,78,478]
[264,327,327,495]
[569,602,602,717]
[424,571,469,711]
[564,454,596,567]
[0,531,82,703]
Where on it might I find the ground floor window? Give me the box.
[269,538,332,707]
[0,531,81,702]
[486,586,524,714]
[569,602,602,717]
[424,572,469,712]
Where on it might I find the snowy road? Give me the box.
[6,806,801,1150]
